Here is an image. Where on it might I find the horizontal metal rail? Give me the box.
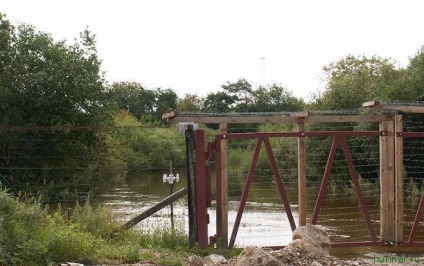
[217,131,385,140]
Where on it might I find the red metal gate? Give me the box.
[194,129,424,249]
[400,132,424,247]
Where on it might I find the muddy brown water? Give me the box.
[95,171,424,259]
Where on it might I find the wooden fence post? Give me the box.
[380,119,395,242]
[218,123,228,248]
[297,122,307,226]
[395,114,404,244]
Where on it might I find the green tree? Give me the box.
[177,93,204,112]
[315,55,399,110]
[106,82,178,123]
[113,111,185,173]
[398,47,424,100]
[203,91,236,113]
[155,88,178,121]
[220,78,254,112]
[252,83,303,112]
[107,82,145,115]
[0,14,118,201]
[305,55,401,185]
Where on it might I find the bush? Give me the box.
[0,189,192,265]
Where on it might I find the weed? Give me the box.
[0,188,208,265]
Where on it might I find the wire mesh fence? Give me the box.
[2,108,424,248]
[223,126,382,246]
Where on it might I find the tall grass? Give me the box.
[0,189,191,265]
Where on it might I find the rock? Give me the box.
[234,246,283,266]
[184,255,204,266]
[289,224,331,256]
[310,261,323,266]
[286,239,322,255]
[204,254,227,265]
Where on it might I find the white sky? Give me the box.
[2,0,424,101]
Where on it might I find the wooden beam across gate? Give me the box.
[163,111,393,124]
[363,101,424,113]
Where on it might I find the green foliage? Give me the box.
[0,188,202,265]
[405,177,422,199]
[112,111,186,172]
[311,50,424,109]
[308,51,424,186]
[203,79,303,114]
[0,14,117,201]
[203,91,236,113]
[252,84,304,112]
[44,215,101,264]
[177,93,204,112]
[396,47,424,100]
[70,201,122,239]
[313,55,399,110]
[107,82,178,122]
[0,189,48,265]
[138,220,188,251]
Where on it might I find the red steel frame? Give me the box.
[227,137,296,248]
[215,131,384,248]
[195,130,209,248]
[310,135,378,247]
[400,132,424,247]
[194,130,424,248]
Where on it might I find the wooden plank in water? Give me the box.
[121,187,188,230]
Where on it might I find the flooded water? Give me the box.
[96,170,424,250]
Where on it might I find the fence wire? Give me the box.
[2,110,424,247]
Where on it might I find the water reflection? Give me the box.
[96,171,424,247]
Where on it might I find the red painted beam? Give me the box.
[195,130,208,248]
[407,193,424,244]
[263,138,296,231]
[229,138,263,248]
[216,131,383,140]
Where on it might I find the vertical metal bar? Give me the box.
[311,137,339,224]
[407,193,424,243]
[185,128,196,247]
[215,136,222,244]
[340,137,377,242]
[206,164,212,208]
[229,138,263,248]
[206,141,213,209]
[195,130,208,248]
[263,138,296,231]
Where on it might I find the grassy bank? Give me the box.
[0,189,239,266]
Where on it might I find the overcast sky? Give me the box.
[2,0,424,100]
